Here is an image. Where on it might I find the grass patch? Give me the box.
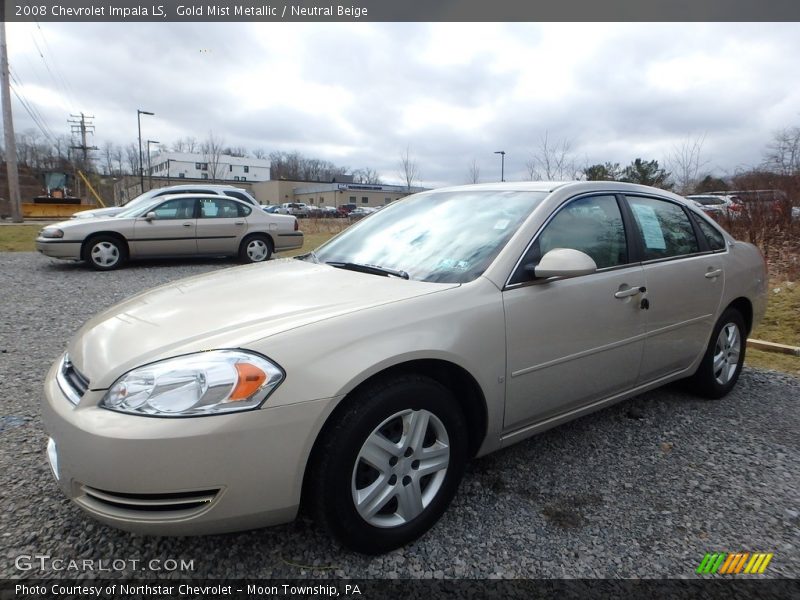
[745,349,800,377]
[751,281,799,346]
[0,224,40,252]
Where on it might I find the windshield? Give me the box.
[115,196,165,218]
[312,190,547,283]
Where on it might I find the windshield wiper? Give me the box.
[326,261,409,280]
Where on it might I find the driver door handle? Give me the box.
[614,286,646,299]
[182,222,192,227]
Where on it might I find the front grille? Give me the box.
[57,354,89,406]
[78,485,220,520]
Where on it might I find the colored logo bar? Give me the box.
[696,552,773,574]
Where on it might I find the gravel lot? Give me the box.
[1,252,798,579]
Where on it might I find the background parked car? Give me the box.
[280,202,310,218]
[686,194,739,219]
[348,206,378,220]
[71,184,262,219]
[37,194,303,270]
[336,203,358,217]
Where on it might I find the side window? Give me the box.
[200,198,242,219]
[627,196,699,260]
[695,218,726,251]
[510,195,627,284]
[538,195,627,269]
[224,191,252,204]
[151,197,196,219]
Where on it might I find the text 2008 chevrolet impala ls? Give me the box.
[42,181,766,553]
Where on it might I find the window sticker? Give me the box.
[494,219,510,230]
[437,259,470,271]
[631,204,666,250]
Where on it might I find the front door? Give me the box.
[503,194,646,431]
[130,197,197,257]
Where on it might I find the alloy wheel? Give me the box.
[351,408,450,528]
[713,322,741,385]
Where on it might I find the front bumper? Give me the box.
[36,239,82,260]
[42,359,336,535]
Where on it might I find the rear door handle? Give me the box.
[234,221,245,225]
[182,222,192,227]
[614,286,646,299]
[705,268,723,279]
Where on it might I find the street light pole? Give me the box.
[494,150,506,182]
[146,140,159,191]
[137,109,154,194]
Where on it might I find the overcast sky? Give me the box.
[6,22,800,187]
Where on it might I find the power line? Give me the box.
[28,26,74,115]
[33,20,79,112]
[8,67,58,144]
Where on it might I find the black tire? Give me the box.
[687,308,746,399]
[83,235,127,271]
[307,374,468,554]
[239,234,272,263]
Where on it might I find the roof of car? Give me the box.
[432,180,684,196]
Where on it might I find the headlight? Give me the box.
[100,350,284,417]
[41,228,64,238]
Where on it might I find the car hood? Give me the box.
[72,206,124,219]
[68,259,458,389]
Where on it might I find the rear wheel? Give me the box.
[239,234,272,263]
[687,308,746,399]
[83,235,127,271]
[307,374,468,554]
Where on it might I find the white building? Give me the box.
[148,152,271,182]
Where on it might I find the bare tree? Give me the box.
[253,148,267,159]
[184,136,198,153]
[466,159,480,184]
[112,144,124,175]
[125,143,140,176]
[668,133,709,194]
[398,146,419,191]
[101,141,116,175]
[353,167,382,184]
[526,131,576,181]
[763,126,800,176]
[201,131,226,181]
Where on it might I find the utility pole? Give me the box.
[68,113,98,165]
[0,22,22,222]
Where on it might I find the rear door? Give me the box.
[624,195,725,382]
[196,197,250,255]
[130,197,197,257]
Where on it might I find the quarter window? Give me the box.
[627,196,699,260]
[695,217,726,251]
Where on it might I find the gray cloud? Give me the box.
[7,22,800,187]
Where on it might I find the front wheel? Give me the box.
[239,234,272,263]
[84,235,127,271]
[687,308,746,399]
[307,375,468,554]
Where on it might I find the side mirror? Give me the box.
[145,211,157,221]
[528,248,597,279]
